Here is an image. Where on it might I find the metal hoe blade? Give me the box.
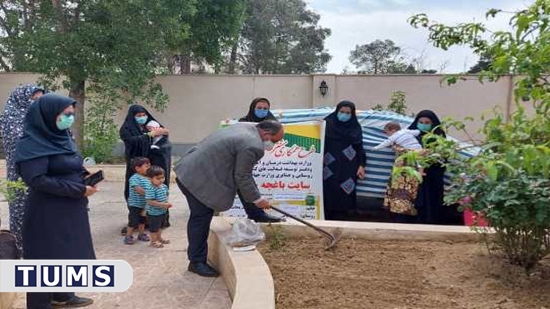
[270,206,340,250]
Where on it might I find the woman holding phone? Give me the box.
[15,94,97,308]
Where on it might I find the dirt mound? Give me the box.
[258,238,550,309]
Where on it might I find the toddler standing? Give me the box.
[145,166,172,248]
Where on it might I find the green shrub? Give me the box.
[404,2,550,270]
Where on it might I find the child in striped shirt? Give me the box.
[124,157,151,245]
[145,166,172,248]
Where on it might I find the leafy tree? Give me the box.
[349,39,402,74]
[408,1,550,270]
[0,0,195,146]
[349,39,439,74]
[387,61,417,74]
[230,0,331,74]
[386,91,407,114]
[372,91,408,114]
[169,0,246,74]
[467,53,492,73]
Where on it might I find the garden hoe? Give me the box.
[270,206,341,250]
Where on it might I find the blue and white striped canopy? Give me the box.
[271,108,477,199]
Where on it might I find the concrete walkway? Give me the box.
[0,182,232,309]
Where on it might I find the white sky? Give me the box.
[306,0,534,73]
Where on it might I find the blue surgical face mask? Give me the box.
[254,109,269,119]
[135,116,148,125]
[337,112,352,122]
[417,123,432,132]
[57,113,75,130]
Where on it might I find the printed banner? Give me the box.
[221,120,325,220]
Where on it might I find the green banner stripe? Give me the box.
[284,133,321,153]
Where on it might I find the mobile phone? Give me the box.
[85,170,104,186]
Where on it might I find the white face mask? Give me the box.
[264,140,275,150]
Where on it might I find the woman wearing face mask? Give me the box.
[323,101,366,220]
[120,105,171,232]
[14,94,97,308]
[407,110,447,224]
[120,105,170,201]
[237,98,282,222]
[239,97,277,122]
[0,84,44,252]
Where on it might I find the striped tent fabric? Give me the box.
[270,108,477,199]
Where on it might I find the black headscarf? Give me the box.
[408,110,446,141]
[119,104,166,158]
[324,100,363,144]
[239,97,277,122]
[120,104,163,137]
[14,94,77,163]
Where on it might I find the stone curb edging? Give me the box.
[267,220,485,242]
[208,217,275,309]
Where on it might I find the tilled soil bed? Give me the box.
[258,238,550,309]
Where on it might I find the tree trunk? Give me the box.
[69,80,85,148]
[0,49,10,72]
[51,0,67,33]
[180,54,191,74]
[167,54,177,74]
[228,42,238,74]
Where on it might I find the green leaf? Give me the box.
[486,163,499,181]
[486,9,502,19]
[515,15,530,38]
[446,75,458,85]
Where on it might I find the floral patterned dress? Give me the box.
[383,147,420,216]
[0,84,43,251]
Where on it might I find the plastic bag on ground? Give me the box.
[226,218,265,248]
[83,157,96,166]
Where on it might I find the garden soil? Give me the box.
[258,238,550,309]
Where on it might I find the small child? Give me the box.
[145,165,172,248]
[374,122,425,175]
[124,157,152,245]
[146,120,163,150]
[373,122,422,151]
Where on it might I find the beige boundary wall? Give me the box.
[0,73,515,143]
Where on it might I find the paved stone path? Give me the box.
[0,181,232,309]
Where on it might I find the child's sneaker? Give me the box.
[138,233,150,242]
[124,235,135,245]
